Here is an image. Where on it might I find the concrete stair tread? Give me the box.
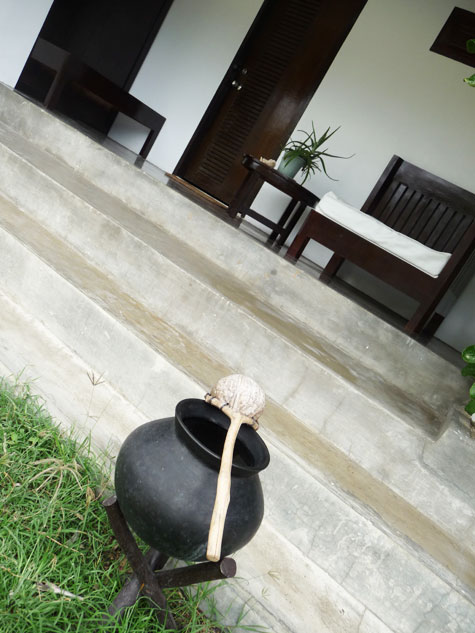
[0,121,455,439]
[0,289,474,633]
[0,87,466,429]
[1,196,475,599]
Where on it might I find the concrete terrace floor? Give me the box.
[15,89,461,369]
[98,129,462,370]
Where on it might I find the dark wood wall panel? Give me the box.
[430,7,475,68]
[16,0,173,134]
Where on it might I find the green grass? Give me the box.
[0,377,257,633]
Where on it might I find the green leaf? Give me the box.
[462,345,475,364]
[462,365,475,377]
[464,74,475,87]
[467,38,475,54]
[465,398,475,415]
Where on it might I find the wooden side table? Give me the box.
[227,155,319,248]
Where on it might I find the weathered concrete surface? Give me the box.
[0,84,466,417]
[1,195,474,593]
[0,84,474,633]
[0,121,454,439]
[1,289,474,633]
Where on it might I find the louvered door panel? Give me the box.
[196,1,323,187]
[177,0,368,204]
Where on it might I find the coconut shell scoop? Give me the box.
[205,374,265,562]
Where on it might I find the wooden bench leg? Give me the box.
[320,254,345,284]
[405,300,441,335]
[227,171,262,220]
[285,233,310,262]
[140,129,159,159]
[423,312,445,337]
[285,210,319,261]
[276,201,308,248]
[43,60,71,109]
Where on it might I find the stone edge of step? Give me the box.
[0,290,473,633]
[0,83,465,422]
[0,119,465,438]
[0,142,446,440]
[1,217,474,597]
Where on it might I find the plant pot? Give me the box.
[114,398,270,561]
[277,155,305,179]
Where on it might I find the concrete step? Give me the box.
[1,195,475,631]
[0,119,453,441]
[0,122,455,451]
[0,83,466,423]
[1,271,474,633]
[0,102,474,583]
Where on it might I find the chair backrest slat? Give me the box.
[395,193,426,235]
[392,192,425,233]
[441,215,474,252]
[371,181,405,224]
[425,209,457,249]
[413,200,442,243]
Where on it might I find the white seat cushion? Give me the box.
[315,192,451,278]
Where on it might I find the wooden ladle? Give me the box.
[205,375,265,563]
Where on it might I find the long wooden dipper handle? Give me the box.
[206,410,243,562]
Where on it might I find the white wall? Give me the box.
[0,0,52,88]
[109,0,262,170]
[250,0,475,350]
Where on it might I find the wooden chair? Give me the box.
[286,155,475,334]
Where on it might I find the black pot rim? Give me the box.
[175,399,270,477]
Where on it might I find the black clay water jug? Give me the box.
[114,398,270,561]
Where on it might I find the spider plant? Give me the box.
[280,122,351,184]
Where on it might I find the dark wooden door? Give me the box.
[175,0,367,205]
[16,0,173,133]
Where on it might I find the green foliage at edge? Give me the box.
[464,39,475,86]
[461,345,475,417]
[461,344,475,364]
[465,398,475,415]
[0,377,265,633]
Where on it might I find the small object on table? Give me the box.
[259,157,277,168]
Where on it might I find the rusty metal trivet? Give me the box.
[102,496,237,629]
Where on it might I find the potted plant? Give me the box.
[461,345,475,420]
[277,122,351,183]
